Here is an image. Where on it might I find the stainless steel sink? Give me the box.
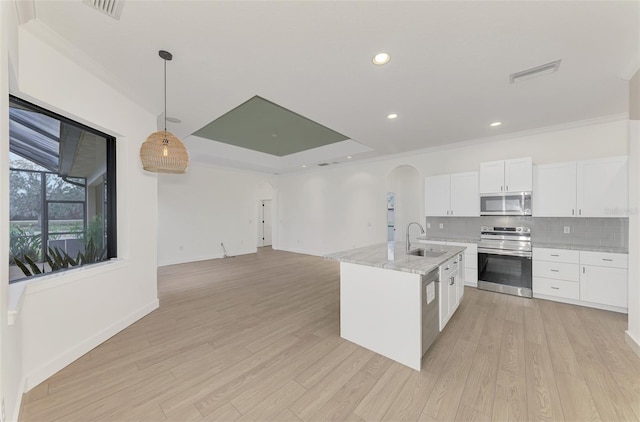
[408,248,447,258]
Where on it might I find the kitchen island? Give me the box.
[326,242,466,370]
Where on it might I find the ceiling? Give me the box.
[22,1,640,173]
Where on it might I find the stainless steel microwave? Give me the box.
[480,192,532,216]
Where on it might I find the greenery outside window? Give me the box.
[9,96,116,283]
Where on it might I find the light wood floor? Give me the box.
[20,247,640,422]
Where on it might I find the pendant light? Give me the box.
[140,50,189,174]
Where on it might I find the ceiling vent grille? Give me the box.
[83,0,125,20]
[510,60,561,84]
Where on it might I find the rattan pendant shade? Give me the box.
[140,50,189,174]
[140,130,189,173]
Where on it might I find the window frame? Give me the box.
[9,95,117,280]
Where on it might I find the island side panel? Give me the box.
[340,262,422,370]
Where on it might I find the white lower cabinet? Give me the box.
[438,255,462,331]
[533,247,628,312]
[580,259,628,308]
[418,240,478,286]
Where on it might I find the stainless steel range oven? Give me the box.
[477,226,532,298]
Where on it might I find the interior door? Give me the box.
[260,200,272,246]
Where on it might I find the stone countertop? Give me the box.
[416,236,628,254]
[325,242,466,276]
[416,236,480,244]
[532,242,628,254]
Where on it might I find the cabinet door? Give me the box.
[580,265,628,308]
[456,254,465,301]
[447,272,458,317]
[439,281,449,331]
[479,160,505,194]
[533,162,577,217]
[505,157,533,192]
[425,175,451,217]
[577,156,628,217]
[450,172,479,216]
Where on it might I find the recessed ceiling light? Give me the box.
[490,121,502,127]
[387,113,398,119]
[372,52,390,65]
[347,156,352,159]
[301,165,307,168]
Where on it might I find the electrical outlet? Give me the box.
[439,223,444,229]
[426,223,431,229]
[564,226,571,234]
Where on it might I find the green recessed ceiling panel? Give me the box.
[192,96,349,156]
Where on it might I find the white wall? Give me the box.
[387,165,422,242]
[157,163,276,266]
[2,18,161,421]
[277,118,629,256]
[627,69,640,356]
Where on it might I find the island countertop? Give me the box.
[325,242,466,276]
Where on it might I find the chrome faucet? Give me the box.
[406,221,425,251]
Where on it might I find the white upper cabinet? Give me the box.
[577,156,628,217]
[425,172,478,217]
[479,161,505,194]
[450,172,479,216]
[425,174,450,217]
[533,162,577,217]
[479,158,532,194]
[505,157,533,192]
[534,156,627,218]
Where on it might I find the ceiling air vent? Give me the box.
[83,0,125,20]
[510,59,561,84]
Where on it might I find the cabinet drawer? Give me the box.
[580,251,628,269]
[533,277,579,300]
[440,258,458,281]
[533,261,579,282]
[533,248,579,264]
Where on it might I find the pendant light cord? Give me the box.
[164,57,167,132]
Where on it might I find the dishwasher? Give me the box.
[421,268,440,356]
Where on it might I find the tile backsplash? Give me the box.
[424,216,629,249]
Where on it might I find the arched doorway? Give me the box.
[386,165,421,242]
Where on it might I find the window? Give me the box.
[8,96,116,283]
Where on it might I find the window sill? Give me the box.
[8,258,128,326]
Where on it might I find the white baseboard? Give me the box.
[464,281,478,287]
[9,377,26,422]
[277,246,322,256]
[24,299,159,391]
[626,331,640,358]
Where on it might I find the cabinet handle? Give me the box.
[572,209,575,215]
[579,209,582,215]
[449,277,455,285]
[550,254,559,257]
[453,261,458,264]
[444,266,450,271]
[506,185,509,191]
[583,266,585,273]
[501,185,503,192]
[551,286,559,290]
[550,269,559,272]
[450,210,453,216]
[602,258,613,262]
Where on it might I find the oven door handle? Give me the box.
[478,248,532,258]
